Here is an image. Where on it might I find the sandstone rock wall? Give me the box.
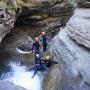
[50,1,90,90]
[16,0,74,37]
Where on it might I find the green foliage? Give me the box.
[0,0,23,14]
[16,0,23,9]
[6,4,17,14]
[0,1,7,10]
[65,0,74,6]
[65,0,72,4]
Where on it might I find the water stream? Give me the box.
[0,47,43,90]
[1,62,43,90]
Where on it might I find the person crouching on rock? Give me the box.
[35,54,41,64]
[44,56,58,68]
[32,37,41,55]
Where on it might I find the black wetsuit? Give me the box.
[40,35,47,51]
[44,59,58,68]
[34,56,41,64]
[28,58,58,78]
[32,41,41,54]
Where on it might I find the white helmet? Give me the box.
[45,56,50,60]
[36,54,40,57]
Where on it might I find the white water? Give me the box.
[16,48,32,54]
[3,62,43,90]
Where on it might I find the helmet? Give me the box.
[46,56,50,60]
[36,54,40,57]
[35,37,39,41]
[41,32,45,35]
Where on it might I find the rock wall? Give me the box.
[0,12,15,44]
[77,0,90,8]
[16,0,74,37]
[50,1,90,90]
[0,0,74,49]
[0,0,15,44]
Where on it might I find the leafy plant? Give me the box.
[3,0,24,14]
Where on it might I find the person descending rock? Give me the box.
[28,55,58,78]
[32,37,41,55]
[34,54,46,71]
[29,54,45,78]
[40,32,48,52]
[35,54,41,64]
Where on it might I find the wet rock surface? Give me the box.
[51,6,90,90]
[0,80,27,90]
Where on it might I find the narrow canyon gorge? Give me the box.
[0,0,90,90]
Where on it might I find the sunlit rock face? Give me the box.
[51,5,90,90]
[68,9,90,49]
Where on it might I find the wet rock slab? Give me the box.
[0,80,27,90]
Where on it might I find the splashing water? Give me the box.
[2,62,43,90]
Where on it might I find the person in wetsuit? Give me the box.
[32,37,41,55]
[28,55,58,78]
[40,32,48,52]
[28,54,44,78]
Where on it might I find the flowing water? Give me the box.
[0,48,44,90]
[1,62,43,90]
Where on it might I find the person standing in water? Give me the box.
[40,32,48,52]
